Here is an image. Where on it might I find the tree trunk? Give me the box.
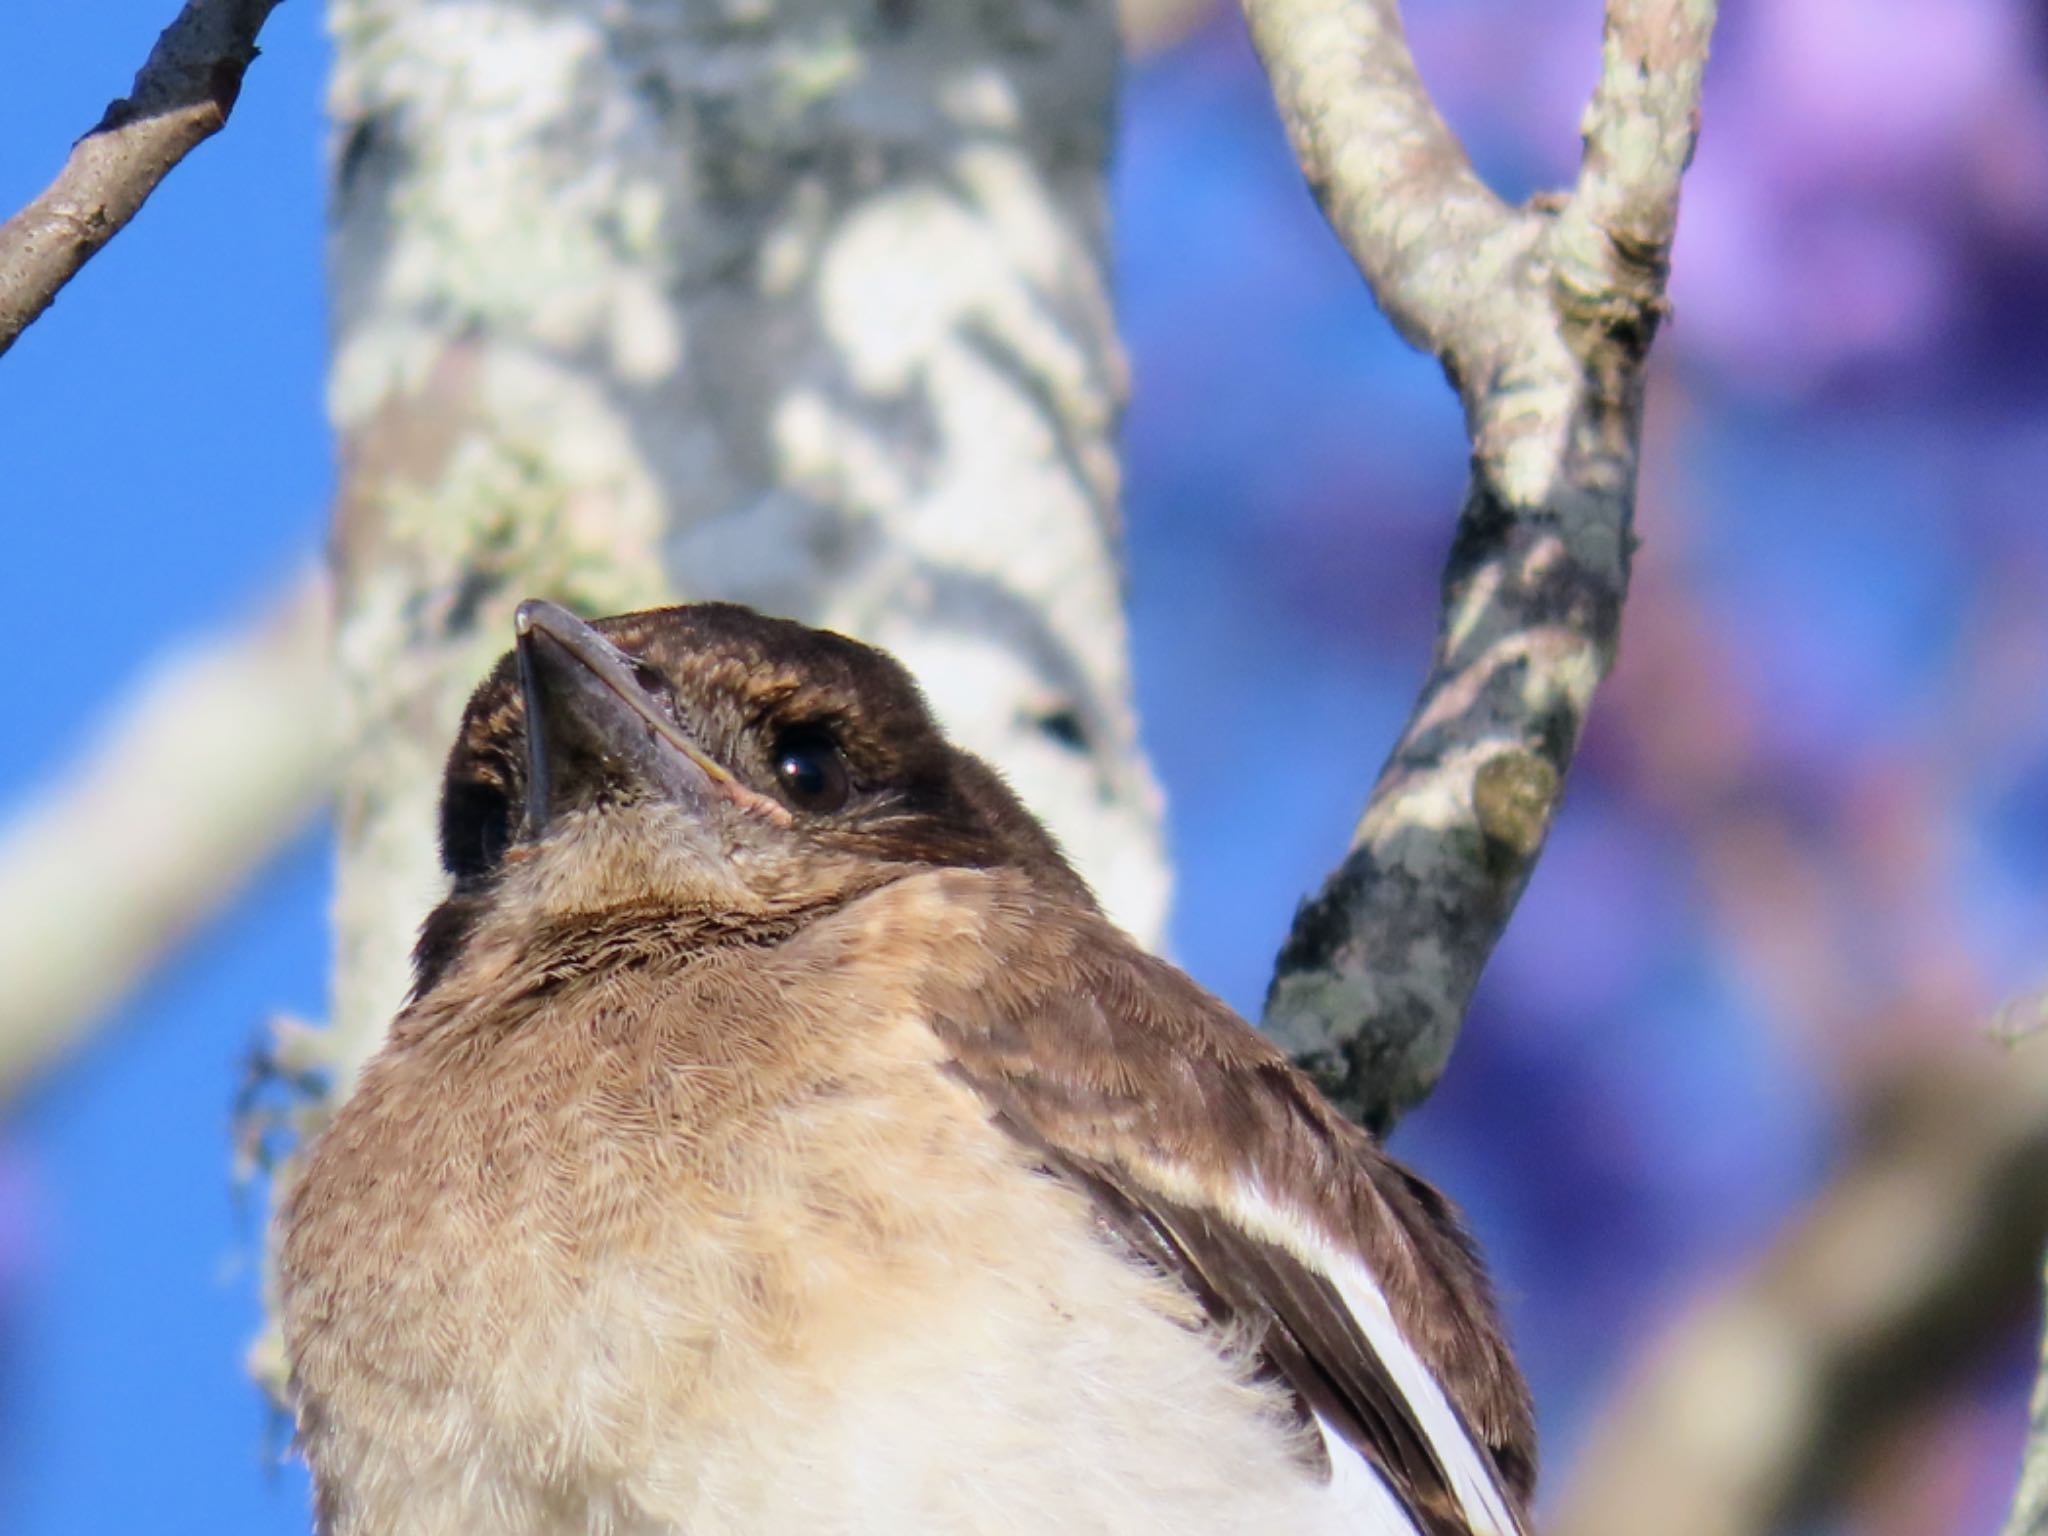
[321,0,1170,1090]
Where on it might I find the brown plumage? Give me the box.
[279,600,1535,1536]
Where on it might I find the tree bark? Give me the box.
[318,0,1168,1091]
[1242,0,1717,1132]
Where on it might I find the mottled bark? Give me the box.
[1242,0,1717,1132]
[0,0,284,357]
[319,0,1168,1092]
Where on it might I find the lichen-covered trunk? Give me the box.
[321,0,1169,1087]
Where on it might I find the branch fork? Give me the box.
[1240,0,1717,1130]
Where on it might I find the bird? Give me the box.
[278,598,1536,1536]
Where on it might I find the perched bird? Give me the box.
[280,600,1535,1536]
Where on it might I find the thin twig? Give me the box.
[0,0,286,358]
[0,575,331,1098]
[1242,0,1717,1131]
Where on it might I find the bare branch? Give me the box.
[0,0,285,358]
[1237,0,1519,369]
[0,576,330,1098]
[1554,0,1718,315]
[1243,0,1717,1130]
[1559,1047,2048,1536]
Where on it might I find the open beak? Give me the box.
[514,599,784,840]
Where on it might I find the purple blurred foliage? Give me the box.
[1680,0,2048,397]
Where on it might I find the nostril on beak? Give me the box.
[629,662,678,722]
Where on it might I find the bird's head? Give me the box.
[413,600,1091,994]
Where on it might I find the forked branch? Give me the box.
[1242,0,1718,1131]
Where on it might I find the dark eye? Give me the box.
[441,779,512,880]
[771,725,851,813]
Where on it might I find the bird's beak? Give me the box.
[514,599,786,840]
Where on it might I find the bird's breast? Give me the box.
[280,891,1349,1535]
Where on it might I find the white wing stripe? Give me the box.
[1320,1413,1426,1535]
[1229,1182,1523,1536]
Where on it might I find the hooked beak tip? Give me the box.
[514,597,579,644]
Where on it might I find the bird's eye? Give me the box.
[770,725,851,813]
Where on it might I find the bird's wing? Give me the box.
[921,915,1534,1536]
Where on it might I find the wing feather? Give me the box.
[922,902,1533,1536]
